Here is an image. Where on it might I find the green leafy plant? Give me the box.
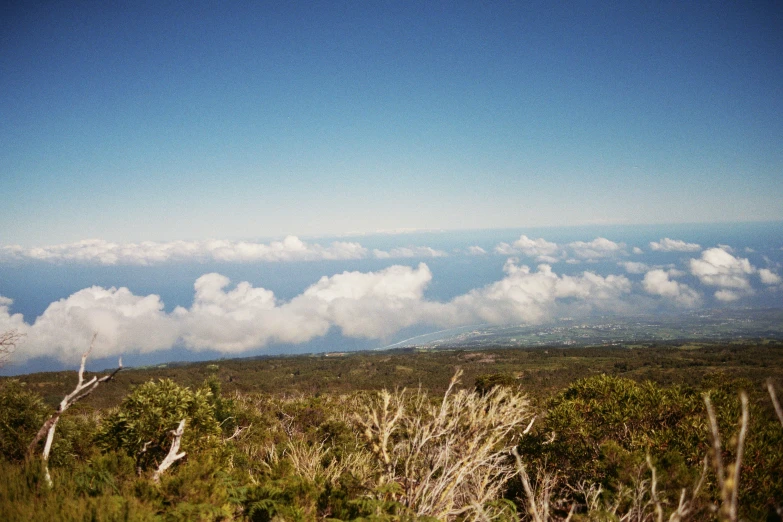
[96,378,221,474]
[0,380,49,462]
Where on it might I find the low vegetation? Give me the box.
[1,339,782,520]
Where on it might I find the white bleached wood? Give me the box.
[152,419,187,483]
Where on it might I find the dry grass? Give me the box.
[355,369,533,520]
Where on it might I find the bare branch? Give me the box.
[152,419,187,483]
[225,424,251,442]
[703,393,725,493]
[512,446,544,522]
[728,393,749,521]
[0,329,24,368]
[768,380,783,428]
[26,334,122,486]
[704,391,749,522]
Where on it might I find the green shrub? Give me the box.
[475,372,519,395]
[0,380,49,462]
[96,378,221,473]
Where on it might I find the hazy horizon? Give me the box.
[2,222,782,375]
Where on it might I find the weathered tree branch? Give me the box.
[152,419,187,483]
[26,333,122,486]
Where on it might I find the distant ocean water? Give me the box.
[1,221,781,374]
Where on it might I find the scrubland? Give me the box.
[1,340,782,521]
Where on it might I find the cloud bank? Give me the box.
[495,235,627,263]
[1,260,638,363]
[0,237,453,265]
[3,236,780,365]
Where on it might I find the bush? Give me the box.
[96,379,221,473]
[475,372,519,395]
[355,370,532,520]
[0,380,49,462]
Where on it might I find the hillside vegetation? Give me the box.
[1,340,782,520]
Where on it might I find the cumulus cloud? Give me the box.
[759,268,782,285]
[372,246,448,259]
[567,237,626,260]
[689,248,755,291]
[451,260,632,324]
[2,260,641,364]
[685,248,782,299]
[498,235,560,259]
[632,247,644,255]
[9,287,178,362]
[649,238,701,252]
[619,261,650,274]
[642,269,700,307]
[467,246,487,255]
[0,297,27,335]
[0,236,369,265]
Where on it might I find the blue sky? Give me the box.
[2,1,782,245]
[1,3,783,372]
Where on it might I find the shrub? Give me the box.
[0,380,49,462]
[475,372,519,395]
[96,379,221,473]
[355,369,532,520]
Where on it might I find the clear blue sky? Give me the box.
[2,1,782,246]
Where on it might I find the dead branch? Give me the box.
[704,391,749,522]
[152,419,187,483]
[225,423,251,442]
[0,329,24,368]
[768,380,783,428]
[26,333,122,486]
[512,446,545,522]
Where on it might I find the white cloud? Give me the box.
[0,236,369,265]
[714,289,742,302]
[686,247,783,299]
[568,237,625,259]
[449,260,631,325]
[619,261,650,274]
[649,238,701,252]
[642,269,700,307]
[493,235,561,262]
[467,246,487,255]
[689,248,755,291]
[0,297,28,336]
[2,261,639,364]
[17,286,178,362]
[295,263,438,338]
[759,268,782,285]
[372,246,448,259]
[632,247,644,255]
[513,235,560,258]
